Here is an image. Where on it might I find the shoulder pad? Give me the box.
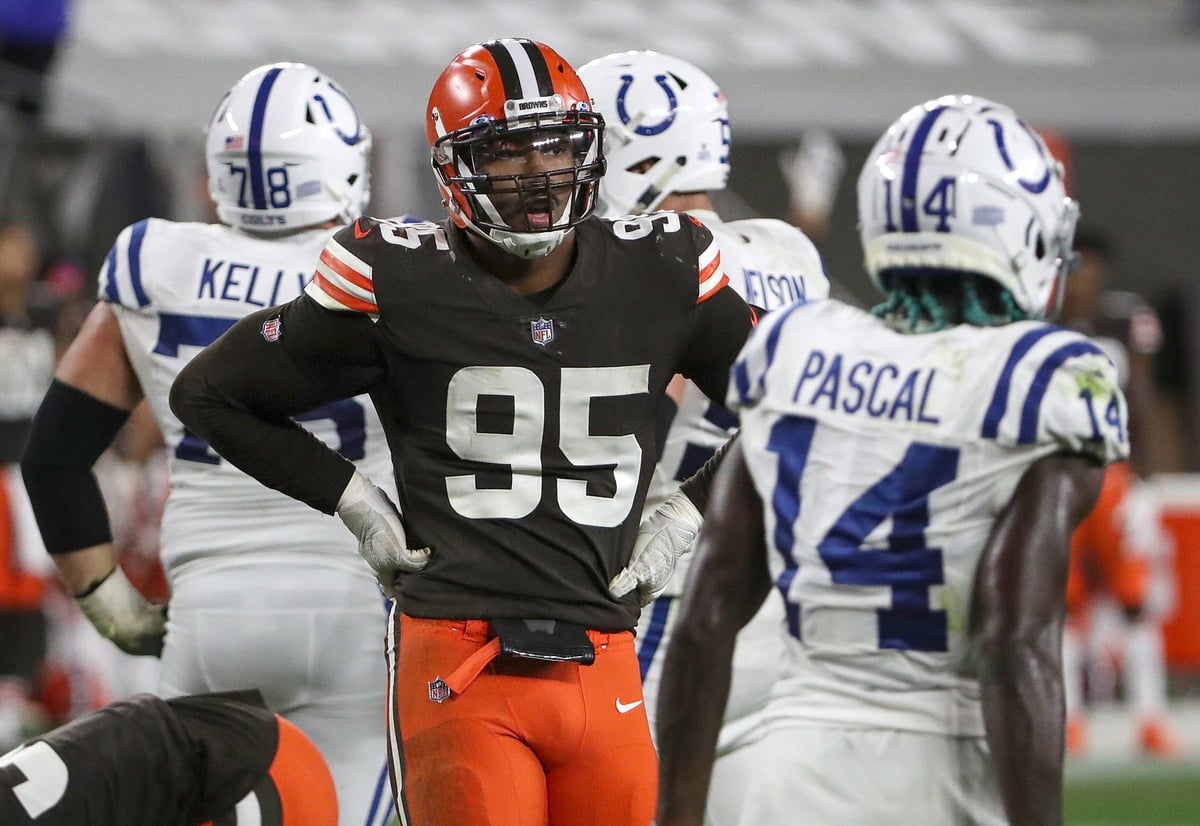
[305,222,380,315]
[981,325,1129,463]
[600,211,728,304]
[99,219,155,309]
[728,300,820,412]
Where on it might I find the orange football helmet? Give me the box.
[426,38,606,259]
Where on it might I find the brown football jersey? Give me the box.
[172,215,753,630]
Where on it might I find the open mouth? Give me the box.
[517,195,560,232]
[527,209,553,230]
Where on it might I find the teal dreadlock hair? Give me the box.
[871,270,1029,333]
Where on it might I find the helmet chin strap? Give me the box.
[485,226,570,259]
[323,181,355,225]
[462,191,573,259]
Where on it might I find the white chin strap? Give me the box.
[323,179,357,225]
[467,193,572,259]
[445,185,573,259]
[484,226,570,259]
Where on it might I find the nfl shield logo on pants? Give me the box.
[530,317,554,346]
[428,677,451,703]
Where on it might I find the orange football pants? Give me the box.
[386,611,657,826]
[1067,460,1149,617]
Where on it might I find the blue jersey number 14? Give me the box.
[767,416,959,652]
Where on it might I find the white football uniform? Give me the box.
[635,210,827,822]
[726,300,1127,824]
[99,218,395,826]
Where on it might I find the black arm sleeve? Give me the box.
[21,380,130,554]
[678,285,755,405]
[169,295,388,514]
[678,431,738,515]
[672,285,755,514]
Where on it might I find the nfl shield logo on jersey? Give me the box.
[530,317,554,346]
[260,317,282,342]
[428,677,451,703]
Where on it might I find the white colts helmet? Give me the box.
[857,94,1079,318]
[206,63,371,233]
[578,50,730,218]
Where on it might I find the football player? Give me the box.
[655,95,1127,825]
[578,49,828,825]
[1059,227,1183,757]
[0,689,336,825]
[169,38,756,826]
[20,64,396,826]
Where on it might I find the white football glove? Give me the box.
[76,566,166,657]
[778,127,845,219]
[609,489,703,606]
[337,471,430,599]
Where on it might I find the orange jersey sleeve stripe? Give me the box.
[310,272,379,314]
[696,240,729,304]
[318,246,374,294]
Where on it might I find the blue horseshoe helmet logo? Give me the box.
[313,81,365,146]
[615,73,677,136]
[987,118,1051,194]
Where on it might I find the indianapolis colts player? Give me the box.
[21,64,395,826]
[578,49,828,826]
[655,95,1126,825]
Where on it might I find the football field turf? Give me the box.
[1065,760,1200,825]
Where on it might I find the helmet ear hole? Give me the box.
[627,157,659,174]
[1034,234,1047,260]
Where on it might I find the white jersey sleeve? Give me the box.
[727,300,814,413]
[977,323,1128,464]
[98,219,155,309]
[697,211,829,309]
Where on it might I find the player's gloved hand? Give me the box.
[337,470,430,599]
[75,565,166,657]
[778,127,845,220]
[608,489,703,606]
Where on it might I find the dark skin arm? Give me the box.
[655,439,772,826]
[969,453,1105,826]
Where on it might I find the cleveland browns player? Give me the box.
[0,690,336,825]
[171,37,756,826]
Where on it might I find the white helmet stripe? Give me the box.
[485,38,553,100]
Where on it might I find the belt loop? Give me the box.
[443,637,502,696]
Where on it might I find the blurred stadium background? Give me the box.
[3,1,1200,823]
